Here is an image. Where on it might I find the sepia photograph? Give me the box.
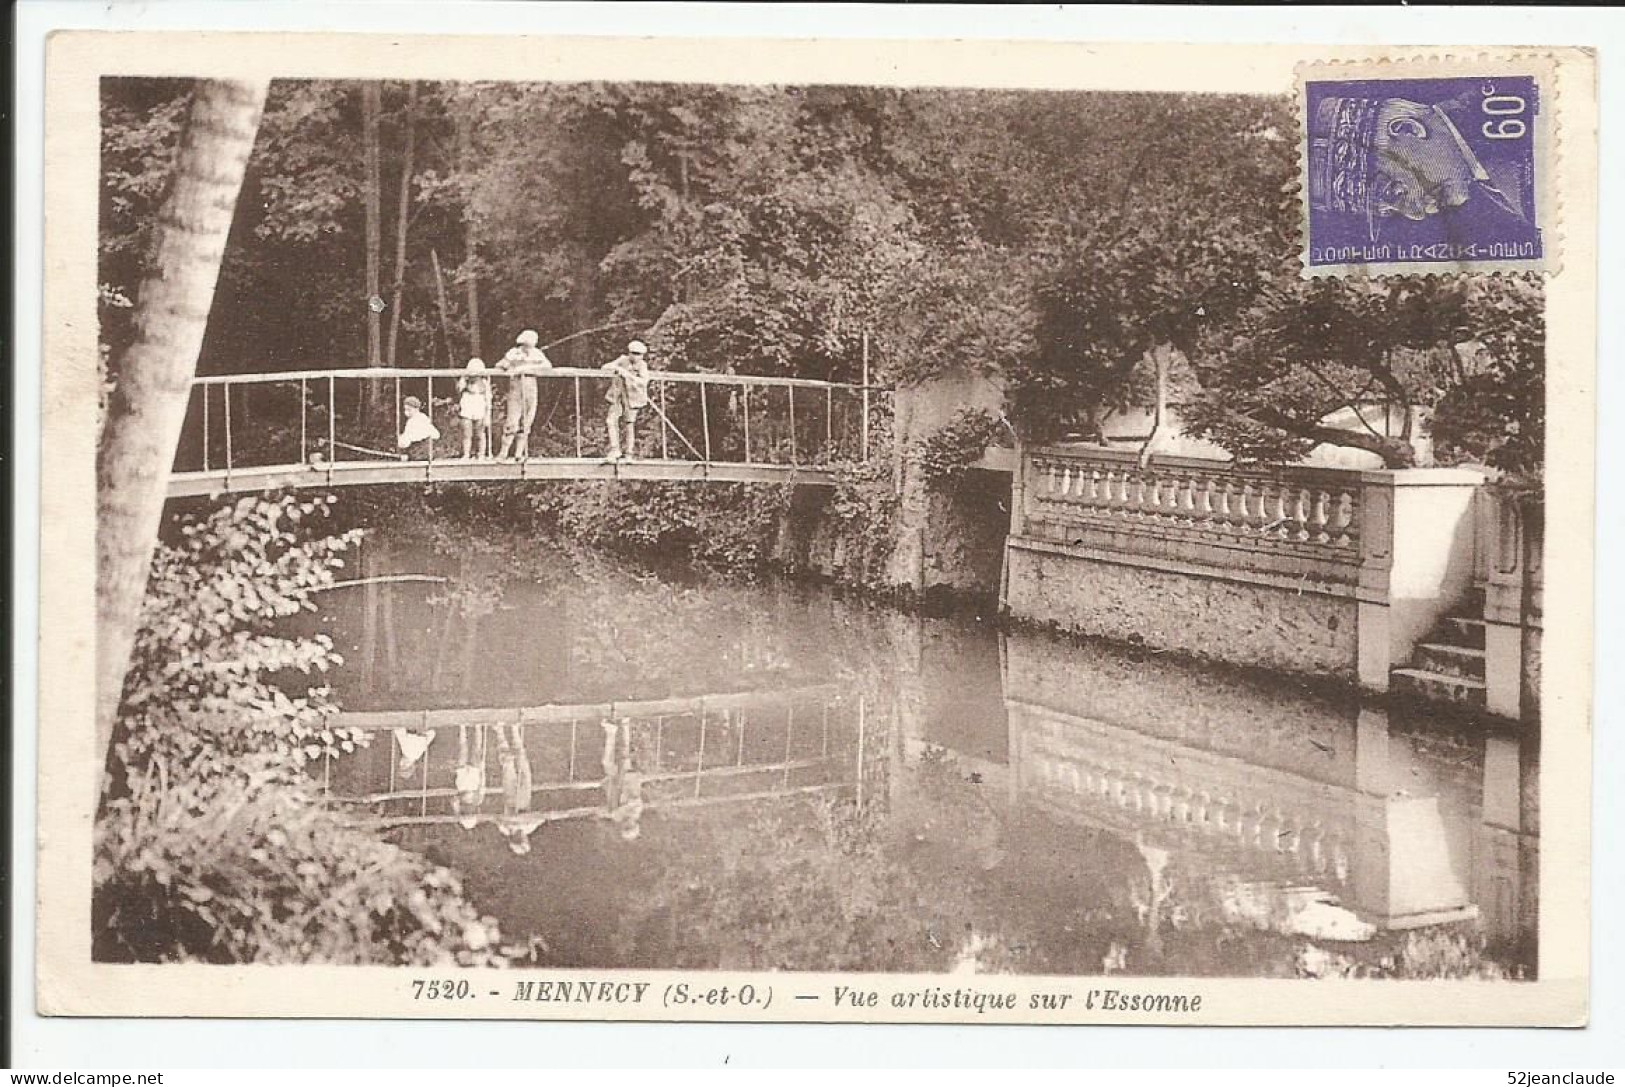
[30,30,1597,1028]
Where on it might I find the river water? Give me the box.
[308,529,1538,979]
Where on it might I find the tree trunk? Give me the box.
[362,82,384,417]
[430,248,457,366]
[385,83,418,370]
[465,263,481,360]
[1137,344,1171,468]
[456,112,482,359]
[95,78,270,769]
[571,249,598,366]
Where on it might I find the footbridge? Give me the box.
[169,367,880,498]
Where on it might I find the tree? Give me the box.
[1183,275,1545,469]
[96,78,271,771]
[1001,95,1296,439]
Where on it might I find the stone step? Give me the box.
[1390,667,1487,708]
[1437,616,1487,649]
[1413,641,1487,680]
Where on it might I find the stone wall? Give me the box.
[1005,541,1359,678]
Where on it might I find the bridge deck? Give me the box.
[168,456,835,498]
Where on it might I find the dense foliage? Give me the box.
[95,495,515,965]
[530,480,796,574]
[101,79,1543,472]
[915,408,1006,489]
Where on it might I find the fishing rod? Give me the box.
[323,438,404,460]
[539,318,654,354]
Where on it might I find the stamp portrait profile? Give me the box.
[1301,68,1549,276]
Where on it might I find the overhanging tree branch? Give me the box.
[1249,406,1414,467]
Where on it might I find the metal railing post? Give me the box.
[202,385,210,472]
[574,376,583,458]
[223,384,233,479]
[694,712,707,799]
[783,704,795,788]
[825,386,833,463]
[659,379,669,460]
[861,331,871,462]
[788,385,798,466]
[299,378,307,463]
[327,374,336,463]
[425,375,435,465]
[743,386,752,464]
[700,380,711,462]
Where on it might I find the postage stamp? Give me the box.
[1299,57,1557,277]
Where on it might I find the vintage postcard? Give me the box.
[34,31,1596,1027]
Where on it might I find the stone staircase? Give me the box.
[1390,588,1488,709]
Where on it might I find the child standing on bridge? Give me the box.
[497,329,552,461]
[457,357,492,459]
[602,340,651,462]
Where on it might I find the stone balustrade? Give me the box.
[1004,443,1489,691]
[1016,447,1367,596]
[1028,449,1361,553]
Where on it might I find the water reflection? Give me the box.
[311,535,1537,977]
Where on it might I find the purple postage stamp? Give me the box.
[1300,62,1552,277]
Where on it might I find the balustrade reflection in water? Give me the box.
[308,542,1537,975]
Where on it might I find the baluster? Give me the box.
[1180,475,1199,521]
[1046,461,1060,494]
[1086,468,1102,505]
[1197,477,1215,523]
[1101,469,1119,513]
[1216,479,1234,529]
[1293,487,1312,541]
[1061,464,1075,498]
[1272,485,1291,538]
[1146,475,1162,519]
[1238,482,1257,532]
[1311,489,1331,544]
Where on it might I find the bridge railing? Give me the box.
[172,367,884,480]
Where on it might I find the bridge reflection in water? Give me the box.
[309,552,1536,971]
[322,685,873,833]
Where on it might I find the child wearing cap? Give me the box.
[496,329,552,461]
[397,395,441,460]
[602,340,651,462]
[457,357,492,459]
